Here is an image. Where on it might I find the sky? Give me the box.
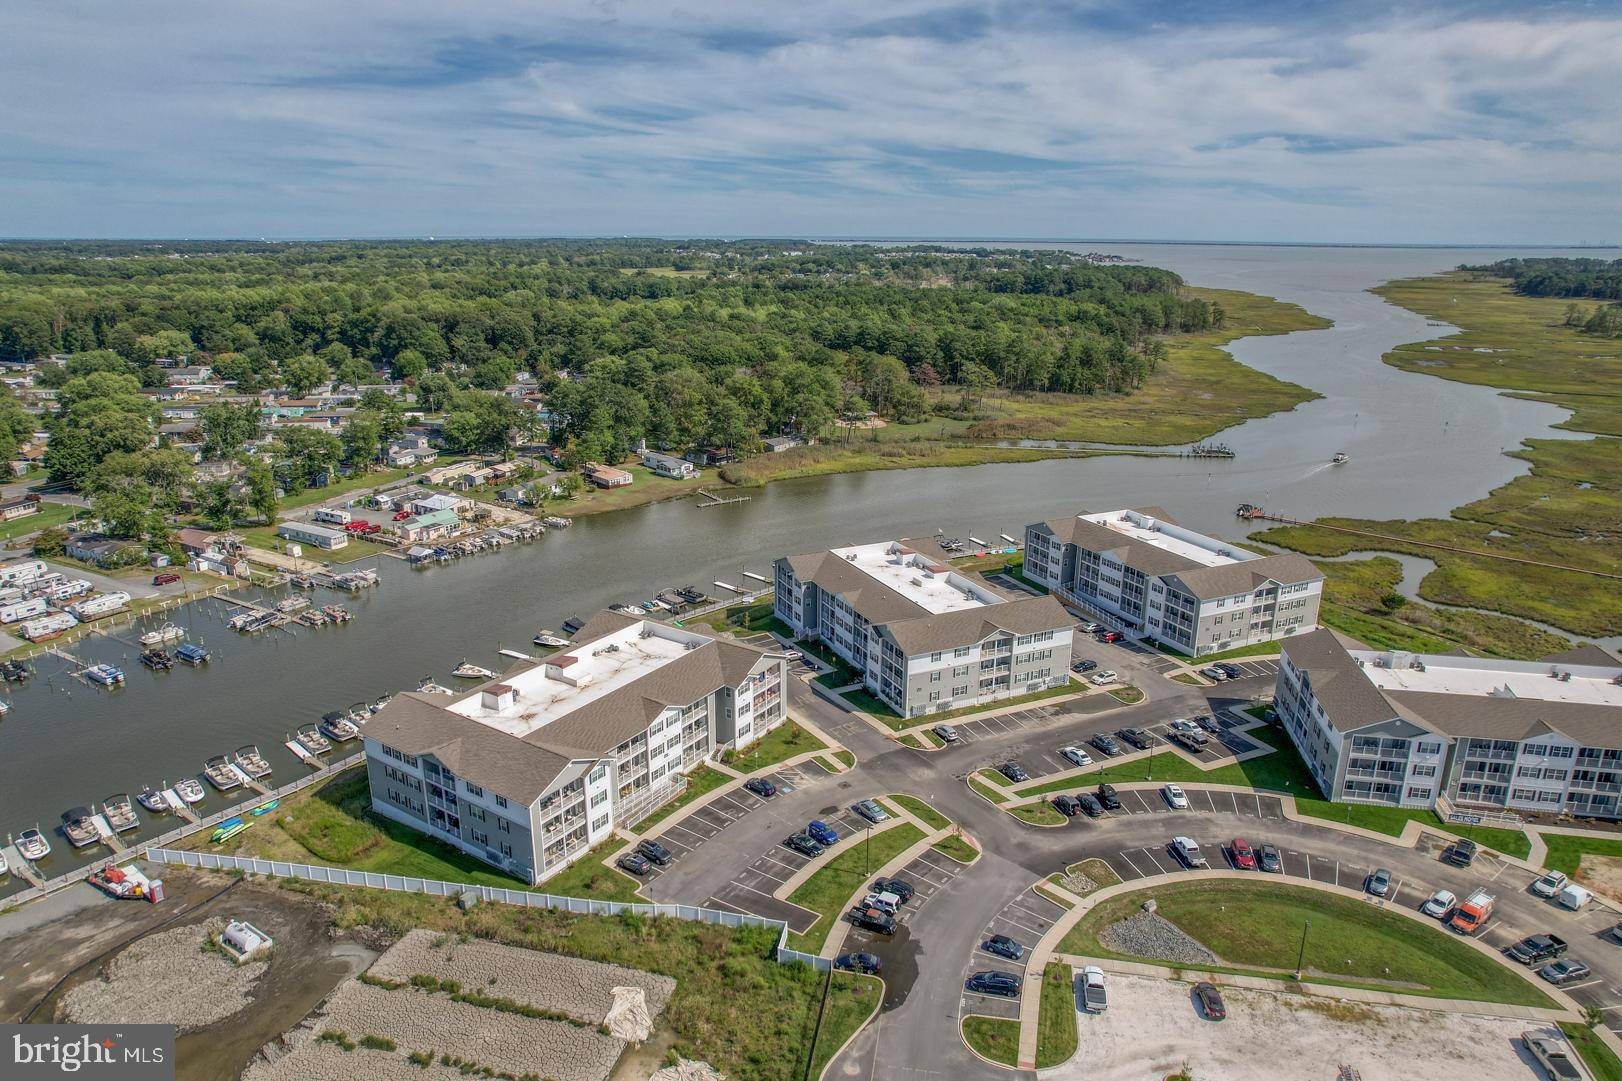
[3,1,1620,243]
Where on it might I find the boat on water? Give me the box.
[139,623,185,646]
[1,659,32,681]
[294,723,332,754]
[0,850,7,875]
[136,787,168,813]
[17,828,50,861]
[318,711,360,742]
[62,807,99,848]
[609,603,642,617]
[451,662,497,679]
[211,816,250,844]
[174,778,206,803]
[295,609,329,627]
[0,700,9,717]
[532,632,568,648]
[203,755,242,790]
[561,616,585,635]
[1331,451,1350,465]
[250,799,279,816]
[102,794,139,832]
[275,595,310,614]
[541,516,571,528]
[417,678,454,695]
[676,586,708,604]
[139,648,173,670]
[290,573,317,588]
[233,745,272,779]
[323,604,351,622]
[85,664,124,686]
[175,643,210,665]
[370,694,393,713]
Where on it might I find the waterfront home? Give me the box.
[65,533,144,568]
[277,521,349,550]
[409,492,467,516]
[641,450,698,479]
[1275,631,1622,818]
[775,537,1074,719]
[1024,507,1323,657]
[762,435,805,453]
[421,461,479,486]
[397,508,459,542]
[364,610,788,884]
[0,493,41,522]
[451,467,495,490]
[583,463,633,489]
[684,447,736,467]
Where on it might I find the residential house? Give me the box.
[762,435,805,453]
[277,521,349,550]
[397,508,459,543]
[451,467,495,491]
[409,493,468,517]
[167,365,214,386]
[386,435,438,468]
[641,451,698,479]
[66,533,142,567]
[0,494,41,522]
[684,447,736,467]
[583,463,633,489]
[422,461,480,486]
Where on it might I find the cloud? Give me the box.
[0,1,1618,241]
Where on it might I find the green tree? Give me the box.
[275,428,342,492]
[341,410,383,467]
[244,457,279,522]
[199,402,261,459]
[88,448,192,542]
[279,354,331,397]
[197,479,245,529]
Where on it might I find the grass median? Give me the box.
[961,1016,1021,1067]
[1562,1022,1622,1081]
[932,835,978,863]
[1060,879,1553,1007]
[785,822,926,953]
[1037,962,1078,1068]
[721,720,826,774]
[888,793,951,831]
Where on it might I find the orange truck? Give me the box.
[1448,889,1495,934]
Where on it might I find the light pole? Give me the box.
[1147,739,1156,781]
[1294,919,1311,980]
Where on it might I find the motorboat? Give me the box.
[139,648,173,670]
[290,573,317,589]
[62,807,99,848]
[417,679,453,695]
[319,711,360,742]
[176,643,210,664]
[102,794,139,833]
[1,659,32,681]
[323,604,352,622]
[561,616,585,635]
[369,694,393,713]
[0,700,8,717]
[294,724,332,754]
[203,755,242,790]
[532,632,568,648]
[174,778,206,804]
[275,595,310,614]
[295,609,329,627]
[1331,451,1350,465]
[451,661,496,679]
[139,623,185,647]
[136,787,168,813]
[85,664,124,686]
[542,516,571,528]
[0,850,7,875]
[609,604,642,616]
[17,828,50,861]
[233,745,272,779]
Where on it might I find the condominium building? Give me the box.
[364,611,787,884]
[1024,507,1322,656]
[1275,629,1622,818]
[774,538,1073,719]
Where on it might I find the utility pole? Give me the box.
[1294,919,1311,980]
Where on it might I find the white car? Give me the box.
[1162,783,1189,810]
[1531,870,1569,899]
[783,649,803,661]
[1061,746,1093,768]
[1420,888,1457,918]
[1169,718,1198,733]
[1088,671,1118,686]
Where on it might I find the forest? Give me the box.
[1465,257,1622,338]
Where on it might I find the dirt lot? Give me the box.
[1576,854,1622,904]
[1046,973,1548,1081]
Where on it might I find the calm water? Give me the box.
[3,242,1616,890]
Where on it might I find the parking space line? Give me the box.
[1142,847,1172,874]
[1565,979,1605,992]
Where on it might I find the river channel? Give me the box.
[2,242,1616,893]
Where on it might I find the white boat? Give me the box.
[451,662,497,680]
[139,623,186,646]
[233,745,272,779]
[103,794,140,833]
[318,711,360,742]
[0,849,7,876]
[275,595,310,614]
[1331,451,1350,465]
[17,828,50,861]
[417,679,454,695]
[203,755,242,791]
[85,663,125,686]
[294,724,332,754]
[532,632,568,648]
[174,778,206,804]
[137,787,168,813]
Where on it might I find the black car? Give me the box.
[1053,795,1081,817]
[1194,714,1222,734]
[835,952,881,974]
[1077,792,1105,817]
[1507,934,1569,965]
[982,934,1024,960]
[637,839,674,866]
[1096,784,1122,810]
[1442,838,1477,867]
[1090,734,1122,757]
[744,778,777,799]
[1073,658,1099,673]
[1119,728,1155,750]
[1257,842,1282,873]
[998,762,1030,784]
[872,877,916,903]
[617,852,652,875]
[785,833,824,857]
[1192,981,1227,1020]
[848,906,897,934]
[965,971,1021,998]
[1215,663,1243,680]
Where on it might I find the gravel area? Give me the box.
[365,929,676,1024]
[244,1043,507,1081]
[60,919,266,1033]
[649,1060,725,1081]
[1057,869,1097,895]
[1097,912,1218,966]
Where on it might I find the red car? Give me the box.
[393,510,411,521]
[152,572,181,586]
[1229,837,1256,870]
[1098,630,1124,643]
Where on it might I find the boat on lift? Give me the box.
[139,623,185,647]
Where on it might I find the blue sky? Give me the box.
[2,1,1619,242]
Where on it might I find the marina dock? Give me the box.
[161,788,200,824]
[695,489,751,508]
[284,740,318,766]
[227,763,271,795]
[89,813,126,852]
[2,844,43,889]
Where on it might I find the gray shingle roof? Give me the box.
[1280,628,1401,733]
[1167,552,1323,600]
[877,595,1072,654]
[366,691,574,804]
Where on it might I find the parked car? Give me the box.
[1061,745,1093,767]
[1215,663,1244,679]
[1170,836,1207,868]
[152,572,181,586]
[933,724,959,744]
[636,839,674,866]
[1192,981,1227,1021]
[1523,1030,1585,1081]
[1257,842,1282,873]
[784,833,823,857]
[862,891,901,916]
[835,952,881,974]
[1538,958,1592,986]
[1194,714,1222,734]
[1170,730,1209,752]
[1098,630,1125,643]
[1090,733,1122,757]
[1079,965,1108,1012]
[1080,622,1103,634]
[1366,868,1393,897]
[848,906,897,935]
[616,852,652,875]
[1200,666,1228,681]
[1089,671,1119,686]
[393,509,411,521]
[1507,934,1569,965]
[807,820,840,846]
[1532,870,1570,898]
[1420,888,1457,918]
[1119,727,1155,750]
[744,778,777,799]
[982,934,1024,960]
[1169,718,1198,733]
[965,971,1021,998]
[872,877,915,903]
[998,762,1030,784]
[1077,793,1105,817]
[1073,659,1099,673]
[1096,783,1122,810]
[1228,837,1256,870]
[1053,794,1081,817]
[1441,838,1477,867]
[1162,783,1190,810]
[853,799,889,824]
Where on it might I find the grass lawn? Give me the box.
[277,879,870,1081]
[839,687,905,726]
[796,639,863,686]
[1542,833,1622,877]
[630,765,733,834]
[1563,1023,1622,1081]
[561,464,719,517]
[1157,639,1283,663]
[888,793,951,832]
[278,466,416,510]
[961,1016,1021,1067]
[1061,879,1552,1007]
[530,839,645,903]
[237,524,395,564]
[1048,858,1122,897]
[807,973,883,1078]
[1107,685,1144,704]
[721,720,826,774]
[968,772,1011,804]
[0,500,85,542]
[1169,672,1204,686]
[832,749,855,768]
[785,823,926,952]
[1036,962,1077,1068]
[1010,803,1065,826]
[932,835,978,863]
[686,598,791,638]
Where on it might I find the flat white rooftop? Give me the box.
[831,541,1001,615]
[1356,652,1622,708]
[447,620,708,738]
[1080,509,1258,569]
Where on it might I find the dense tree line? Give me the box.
[1465,258,1622,337]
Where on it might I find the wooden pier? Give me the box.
[695,489,752,508]
[2,844,44,888]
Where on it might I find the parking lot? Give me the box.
[933,693,1121,748]
[972,713,1262,786]
[636,762,822,881]
[957,883,1067,1021]
[1199,657,1280,682]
